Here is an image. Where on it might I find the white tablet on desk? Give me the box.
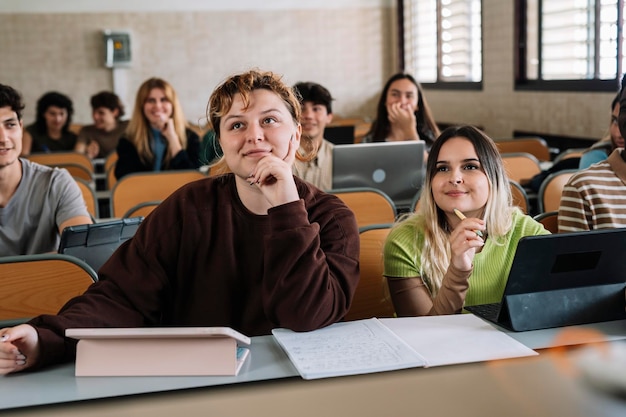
[66,327,251,377]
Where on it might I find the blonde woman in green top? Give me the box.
[384,125,549,316]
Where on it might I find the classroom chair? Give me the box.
[27,151,94,175]
[329,187,397,228]
[0,254,97,322]
[122,200,162,218]
[537,169,577,213]
[495,137,551,162]
[501,152,542,185]
[343,224,396,321]
[110,170,206,218]
[533,211,559,234]
[509,180,530,214]
[552,148,586,164]
[74,177,99,220]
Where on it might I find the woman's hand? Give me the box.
[158,116,183,156]
[247,137,300,207]
[448,216,485,272]
[387,102,418,140]
[0,325,40,375]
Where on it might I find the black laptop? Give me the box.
[332,141,425,210]
[58,217,143,273]
[465,228,626,331]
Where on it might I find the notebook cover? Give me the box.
[67,327,250,376]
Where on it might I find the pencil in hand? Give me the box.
[453,208,484,238]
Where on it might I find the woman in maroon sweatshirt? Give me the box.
[0,70,360,374]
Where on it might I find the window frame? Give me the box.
[515,0,624,92]
[398,0,484,91]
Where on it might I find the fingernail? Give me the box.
[16,360,25,366]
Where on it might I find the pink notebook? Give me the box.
[66,327,251,377]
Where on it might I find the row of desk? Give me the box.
[2,318,626,416]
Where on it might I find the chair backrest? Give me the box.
[509,180,529,214]
[74,177,99,219]
[501,152,542,185]
[0,254,97,321]
[56,163,94,182]
[495,137,551,161]
[27,151,94,174]
[410,189,422,212]
[122,201,162,218]
[329,187,397,228]
[537,169,577,213]
[344,224,396,321]
[106,162,118,190]
[103,152,119,177]
[553,148,586,164]
[533,211,559,234]
[110,170,206,218]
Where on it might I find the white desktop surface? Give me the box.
[2,319,626,415]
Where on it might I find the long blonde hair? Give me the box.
[206,69,316,174]
[126,77,188,167]
[403,125,515,295]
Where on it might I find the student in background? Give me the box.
[114,77,201,179]
[578,91,624,169]
[0,70,360,374]
[558,85,626,232]
[74,91,128,159]
[21,91,77,155]
[292,81,335,190]
[0,84,92,256]
[383,125,549,317]
[362,73,440,151]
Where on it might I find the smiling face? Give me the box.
[431,136,489,221]
[142,88,173,129]
[92,107,119,132]
[43,106,68,133]
[300,101,332,145]
[219,89,301,179]
[0,106,22,169]
[385,78,419,113]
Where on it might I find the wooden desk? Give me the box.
[2,320,626,416]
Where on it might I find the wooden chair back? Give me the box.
[27,152,94,174]
[0,254,97,321]
[537,169,577,213]
[56,163,94,182]
[111,170,206,218]
[509,180,529,214]
[330,187,397,228]
[122,201,162,219]
[495,137,551,161]
[74,177,99,219]
[501,152,542,185]
[344,224,396,321]
[533,211,559,234]
[553,148,586,164]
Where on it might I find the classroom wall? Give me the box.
[0,0,615,140]
[0,0,394,127]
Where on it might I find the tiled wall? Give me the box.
[0,0,615,140]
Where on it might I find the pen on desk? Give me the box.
[453,208,483,238]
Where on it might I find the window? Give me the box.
[401,0,483,89]
[517,0,624,91]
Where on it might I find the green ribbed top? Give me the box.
[383,210,550,307]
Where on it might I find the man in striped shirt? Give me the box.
[558,148,626,232]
